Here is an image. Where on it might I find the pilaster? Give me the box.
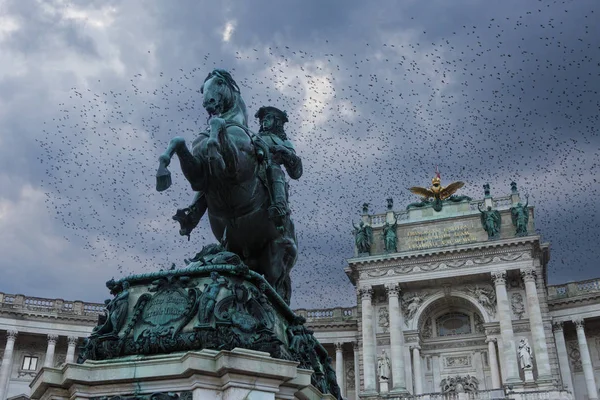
[359,286,377,395]
[386,283,407,393]
[492,271,521,384]
[573,319,598,400]
[521,268,552,381]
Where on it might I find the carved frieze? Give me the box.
[421,339,483,351]
[357,251,531,280]
[444,355,472,368]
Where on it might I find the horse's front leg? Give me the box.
[206,118,226,174]
[216,122,240,178]
[157,137,205,192]
[156,136,186,191]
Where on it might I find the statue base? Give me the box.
[523,366,534,382]
[31,348,336,400]
[77,249,342,399]
[379,378,389,393]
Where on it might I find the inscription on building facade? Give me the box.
[406,225,477,251]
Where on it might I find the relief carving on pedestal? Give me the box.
[378,306,390,332]
[91,392,193,400]
[511,292,525,319]
[346,360,355,389]
[567,340,582,372]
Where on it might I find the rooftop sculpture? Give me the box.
[407,167,471,212]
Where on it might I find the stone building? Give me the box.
[1,182,600,400]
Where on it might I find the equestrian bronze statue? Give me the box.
[156,69,299,305]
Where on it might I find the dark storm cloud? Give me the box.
[0,0,598,308]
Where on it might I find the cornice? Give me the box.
[548,292,600,308]
[348,236,542,268]
[0,309,98,324]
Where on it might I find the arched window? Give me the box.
[436,312,471,337]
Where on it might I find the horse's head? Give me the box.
[201,69,240,116]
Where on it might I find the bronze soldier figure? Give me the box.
[254,106,303,231]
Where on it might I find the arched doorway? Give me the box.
[414,296,492,393]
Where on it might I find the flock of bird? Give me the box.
[37,0,599,308]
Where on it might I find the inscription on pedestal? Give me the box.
[142,289,189,326]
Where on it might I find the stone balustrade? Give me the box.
[548,278,600,300]
[0,292,104,317]
[1,291,356,322]
[294,306,356,322]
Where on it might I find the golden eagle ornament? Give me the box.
[409,168,465,212]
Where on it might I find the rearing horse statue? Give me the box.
[156,69,297,304]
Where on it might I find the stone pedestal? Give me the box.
[379,379,389,394]
[31,348,332,400]
[523,367,534,383]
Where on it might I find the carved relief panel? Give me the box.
[567,340,583,372]
[443,354,472,369]
[377,305,390,333]
[509,291,526,320]
[346,360,355,390]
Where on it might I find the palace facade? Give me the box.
[1,183,600,400]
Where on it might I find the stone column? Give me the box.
[65,336,78,364]
[359,287,377,394]
[552,322,573,392]
[486,338,501,389]
[335,342,345,397]
[352,342,360,399]
[353,342,360,396]
[386,283,407,393]
[521,268,552,380]
[411,345,423,395]
[492,271,521,383]
[574,319,598,400]
[432,355,441,392]
[473,351,486,389]
[44,334,59,368]
[0,330,18,400]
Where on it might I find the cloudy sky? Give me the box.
[0,0,598,309]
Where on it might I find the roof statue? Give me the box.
[407,167,472,212]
